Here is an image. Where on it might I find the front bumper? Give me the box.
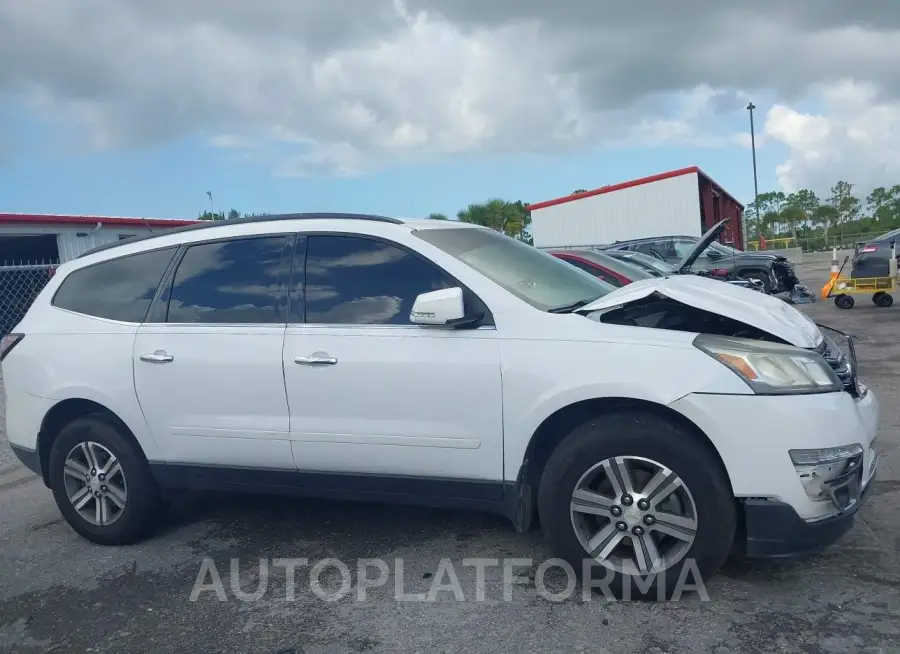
[743,455,876,557]
[671,389,878,509]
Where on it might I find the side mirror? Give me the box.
[706,249,723,260]
[410,287,466,326]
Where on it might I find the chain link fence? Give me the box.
[0,262,59,336]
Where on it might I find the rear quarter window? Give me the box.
[52,247,178,323]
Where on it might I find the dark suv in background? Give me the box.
[600,231,799,294]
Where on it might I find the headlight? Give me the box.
[693,334,843,394]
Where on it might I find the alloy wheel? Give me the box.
[63,441,128,526]
[570,455,698,576]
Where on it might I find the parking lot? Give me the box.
[1,253,898,654]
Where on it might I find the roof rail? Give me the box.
[77,212,404,258]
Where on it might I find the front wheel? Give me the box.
[834,294,855,309]
[48,413,162,545]
[537,412,736,600]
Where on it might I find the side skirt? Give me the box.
[150,463,524,525]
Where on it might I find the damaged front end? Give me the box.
[773,258,800,293]
[579,279,861,399]
[593,293,783,342]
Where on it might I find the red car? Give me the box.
[548,249,656,287]
[549,248,765,292]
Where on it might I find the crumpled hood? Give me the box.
[578,274,823,348]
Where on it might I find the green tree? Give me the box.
[457,198,532,241]
[427,212,449,221]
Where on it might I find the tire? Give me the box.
[537,411,735,601]
[48,413,161,545]
[872,292,884,305]
[834,294,855,309]
[875,293,893,308]
[743,273,771,294]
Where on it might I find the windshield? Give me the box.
[613,250,674,275]
[413,227,614,311]
[576,251,656,280]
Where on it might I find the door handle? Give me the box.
[294,352,338,366]
[140,351,174,363]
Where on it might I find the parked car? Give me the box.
[548,249,656,287]
[601,229,799,294]
[599,249,766,293]
[551,247,765,293]
[851,227,900,279]
[2,213,878,600]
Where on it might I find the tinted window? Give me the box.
[52,247,177,322]
[304,235,455,325]
[165,236,292,324]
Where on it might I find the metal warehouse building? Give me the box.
[527,166,747,251]
[0,213,197,336]
[0,213,198,265]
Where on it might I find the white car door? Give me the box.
[283,234,504,497]
[133,234,296,469]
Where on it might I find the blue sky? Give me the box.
[0,102,783,221]
[2,1,899,222]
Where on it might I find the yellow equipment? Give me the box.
[823,243,897,310]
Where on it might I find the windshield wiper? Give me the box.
[548,296,602,314]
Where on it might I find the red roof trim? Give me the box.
[526,166,744,211]
[0,213,200,228]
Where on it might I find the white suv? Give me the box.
[1,214,879,599]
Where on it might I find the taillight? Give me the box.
[860,245,879,253]
[0,333,24,362]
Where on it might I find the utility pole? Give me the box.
[206,191,216,219]
[746,103,761,244]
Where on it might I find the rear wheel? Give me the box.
[48,413,161,545]
[834,294,855,309]
[874,292,893,308]
[537,411,735,600]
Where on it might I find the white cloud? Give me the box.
[1,0,900,185]
[764,80,900,195]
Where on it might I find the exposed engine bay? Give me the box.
[596,293,788,343]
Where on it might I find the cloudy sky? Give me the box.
[1,0,899,219]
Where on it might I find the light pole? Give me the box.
[206,191,216,219]
[746,103,761,243]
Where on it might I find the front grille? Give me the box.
[816,329,862,397]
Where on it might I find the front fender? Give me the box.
[499,337,749,482]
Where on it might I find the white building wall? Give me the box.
[531,173,703,249]
[0,223,153,263]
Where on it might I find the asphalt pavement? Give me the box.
[1,253,898,653]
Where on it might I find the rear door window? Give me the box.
[52,247,178,323]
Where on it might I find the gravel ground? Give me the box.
[1,255,898,653]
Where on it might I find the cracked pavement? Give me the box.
[1,253,898,653]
